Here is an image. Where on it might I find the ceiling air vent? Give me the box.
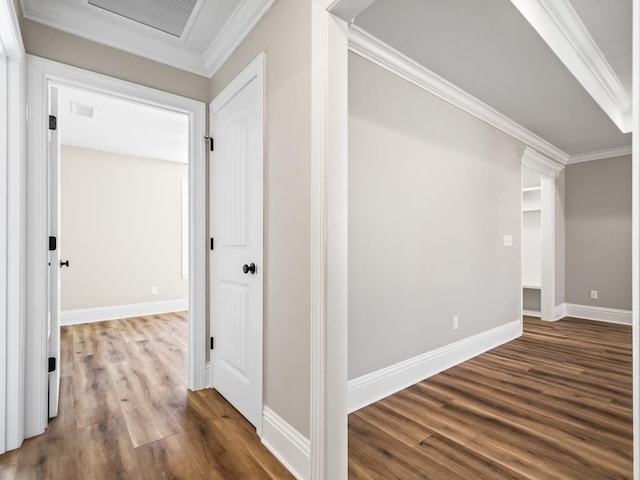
[70,102,95,118]
[88,0,198,37]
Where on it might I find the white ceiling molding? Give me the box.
[510,0,632,133]
[327,0,377,23]
[19,0,276,78]
[567,144,632,164]
[0,0,24,59]
[202,0,275,76]
[348,26,570,165]
[521,146,564,178]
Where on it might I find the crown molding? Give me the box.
[0,0,24,58]
[521,146,564,178]
[327,0,376,23]
[202,0,276,77]
[19,0,277,79]
[20,0,207,75]
[348,26,570,164]
[567,144,632,164]
[510,0,632,133]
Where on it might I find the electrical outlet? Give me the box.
[453,316,459,330]
[152,286,158,295]
[503,235,513,247]
[590,290,598,300]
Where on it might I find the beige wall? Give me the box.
[349,53,522,379]
[21,19,209,102]
[210,0,311,438]
[60,146,188,310]
[565,155,632,310]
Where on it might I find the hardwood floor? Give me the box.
[349,316,633,480]
[0,312,294,480]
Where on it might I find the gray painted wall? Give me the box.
[60,146,188,310]
[348,53,522,380]
[565,155,631,310]
[210,0,312,438]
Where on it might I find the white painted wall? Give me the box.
[348,52,522,380]
[60,145,188,311]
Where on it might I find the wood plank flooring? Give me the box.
[0,312,294,480]
[349,316,633,480]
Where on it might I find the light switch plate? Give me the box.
[503,235,513,247]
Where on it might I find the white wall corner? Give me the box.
[203,0,276,76]
[564,303,632,325]
[261,407,311,480]
[509,0,632,133]
[347,318,523,413]
[521,146,565,177]
[348,25,570,165]
[59,299,188,326]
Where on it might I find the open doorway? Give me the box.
[23,56,208,439]
[49,84,191,423]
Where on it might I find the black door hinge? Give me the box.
[49,236,57,251]
[210,337,215,350]
[205,136,214,152]
[48,357,56,373]
[49,115,57,130]
[210,237,214,251]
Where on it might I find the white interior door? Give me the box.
[210,54,264,429]
[47,85,61,418]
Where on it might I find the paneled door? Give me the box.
[209,54,264,429]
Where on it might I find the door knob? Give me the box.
[60,260,69,268]
[242,263,256,274]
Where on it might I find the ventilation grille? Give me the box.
[88,0,198,37]
[70,102,95,118]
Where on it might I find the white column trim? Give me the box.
[310,2,349,479]
[521,146,564,178]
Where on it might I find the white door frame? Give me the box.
[310,2,349,479]
[24,55,207,438]
[209,52,264,435]
[0,0,26,455]
[632,1,639,477]
[520,147,563,321]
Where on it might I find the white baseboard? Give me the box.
[523,309,541,317]
[348,318,523,413]
[559,303,632,325]
[60,299,189,326]
[261,407,310,480]
[553,303,567,321]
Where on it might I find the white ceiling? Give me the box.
[19,0,274,76]
[58,86,189,163]
[346,0,632,158]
